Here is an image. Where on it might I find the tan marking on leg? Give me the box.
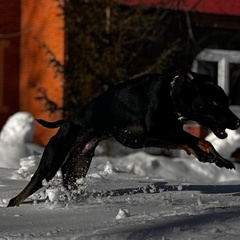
[198,139,223,159]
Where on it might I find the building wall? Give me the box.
[0,0,20,127]
[20,0,64,145]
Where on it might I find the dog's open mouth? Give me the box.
[198,119,228,139]
[213,129,228,139]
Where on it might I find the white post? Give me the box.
[218,58,229,95]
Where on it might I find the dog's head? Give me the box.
[172,69,240,139]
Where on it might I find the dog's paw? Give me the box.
[7,195,25,207]
[215,159,235,170]
[7,197,19,207]
[198,153,235,170]
[198,153,216,164]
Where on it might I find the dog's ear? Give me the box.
[181,66,194,83]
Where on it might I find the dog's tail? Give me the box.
[36,119,65,129]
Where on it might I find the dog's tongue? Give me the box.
[215,130,228,139]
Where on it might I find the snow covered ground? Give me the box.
[1,113,240,239]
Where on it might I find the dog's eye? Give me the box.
[213,101,219,107]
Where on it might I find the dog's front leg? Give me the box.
[176,133,235,170]
[146,132,235,170]
[197,138,235,169]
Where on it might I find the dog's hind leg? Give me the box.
[7,137,72,207]
[61,137,105,190]
[7,123,80,207]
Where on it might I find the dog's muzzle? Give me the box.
[227,118,240,131]
[234,119,240,129]
[215,118,240,139]
[214,129,228,139]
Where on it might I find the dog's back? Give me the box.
[78,74,173,133]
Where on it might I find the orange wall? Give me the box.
[20,0,64,145]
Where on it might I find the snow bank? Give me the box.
[0,112,34,144]
[11,155,42,180]
[0,112,43,169]
[97,151,240,184]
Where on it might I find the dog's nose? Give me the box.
[235,119,240,129]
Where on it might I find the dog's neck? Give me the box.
[170,74,190,123]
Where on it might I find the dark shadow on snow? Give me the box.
[94,182,240,198]
[97,205,240,240]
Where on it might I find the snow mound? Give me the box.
[0,112,43,169]
[46,188,60,202]
[0,112,34,144]
[11,155,42,180]
[116,208,131,219]
[96,151,240,183]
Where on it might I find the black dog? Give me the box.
[7,69,240,207]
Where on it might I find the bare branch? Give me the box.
[36,88,63,115]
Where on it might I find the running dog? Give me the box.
[7,68,240,207]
